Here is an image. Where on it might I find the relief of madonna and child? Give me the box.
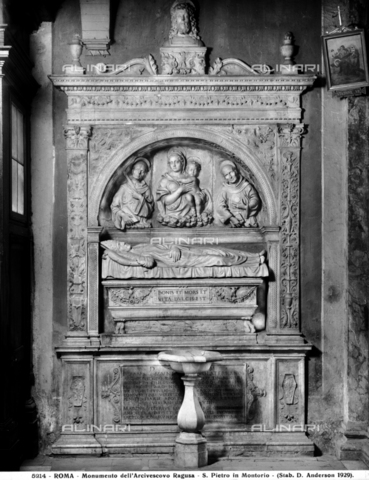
[156,147,213,228]
[109,147,261,230]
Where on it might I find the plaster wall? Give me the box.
[30,22,59,451]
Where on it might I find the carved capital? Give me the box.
[64,125,92,150]
[278,123,305,148]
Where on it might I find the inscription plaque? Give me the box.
[197,364,245,423]
[157,287,210,304]
[122,365,183,423]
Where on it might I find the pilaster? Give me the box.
[64,125,92,336]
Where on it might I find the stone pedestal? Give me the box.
[160,47,207,75]
[175,433,207,468]
[158,349,222,468]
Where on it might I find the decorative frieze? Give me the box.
[69,93,300,110]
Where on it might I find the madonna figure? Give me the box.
[110,157,154,231]
[156,148,212,228]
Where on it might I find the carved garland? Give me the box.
[109,287,154,306]
[69,94,298,109]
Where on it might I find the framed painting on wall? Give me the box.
[322,29,369,91]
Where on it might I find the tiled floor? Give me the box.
[20,454,368,471]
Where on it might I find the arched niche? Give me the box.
[89,127,278,228]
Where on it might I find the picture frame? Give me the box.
[322,29,369,91]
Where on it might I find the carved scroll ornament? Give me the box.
[280,151,299,329]
[101,367,122,424]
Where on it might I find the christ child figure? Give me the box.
[186,159,204,218]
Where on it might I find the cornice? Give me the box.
[50,74,316,93]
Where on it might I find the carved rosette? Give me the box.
[65,126,92,332]
[279,147,300,330]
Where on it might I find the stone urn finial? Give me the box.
[66,34,85,75]
[280,31,297,75]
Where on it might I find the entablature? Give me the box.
[50,74,316,125]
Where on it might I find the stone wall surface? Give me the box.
[347,95,369,428]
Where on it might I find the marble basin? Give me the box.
[158,348,223,468]
[158,349,223,375]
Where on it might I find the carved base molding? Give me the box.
[53,349,313,457]
[52,431,314,457]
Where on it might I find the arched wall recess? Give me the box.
[89,127,278,227]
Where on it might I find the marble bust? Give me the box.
[110,157,154,230]
[217,160,261,228]
[164,0,204,47]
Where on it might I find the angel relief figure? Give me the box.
[156,147,213,228]
[110,157,154,231]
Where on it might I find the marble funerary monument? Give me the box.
[50,0,316,457]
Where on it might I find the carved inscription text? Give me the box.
[157,287,209,304]
[122,366,183,423]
